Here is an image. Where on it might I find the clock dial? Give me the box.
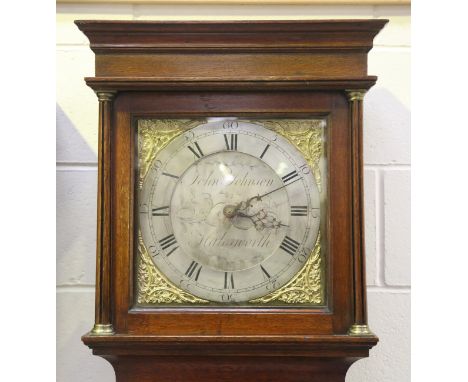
[139,119,322,303]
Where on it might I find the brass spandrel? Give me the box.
[253,119,325,192]
[137,231,209,305]
[250,233,323,304]
[138,119,207,189]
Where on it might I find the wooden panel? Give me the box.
[112,104,133,332]
[127,311,333,335]
[96,53,367,78]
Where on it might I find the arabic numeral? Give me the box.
[148,246,160,257]
[150,160,162,173]
[184,131,195,141]
[223,120,238,129]
[139,203,149,214]
[297,248,309,263]
[221,293,232,302]
[299,163,310,175]
[266,279,279,291]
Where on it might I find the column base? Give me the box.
[90,324,115,336]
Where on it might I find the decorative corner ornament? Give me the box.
[256,119,325,192]
[137,232,209,304]
[250,233,323,304]
[138,119,207,189]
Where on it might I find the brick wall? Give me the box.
[56,4,410,381]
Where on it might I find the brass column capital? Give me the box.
[345,89,367,102]
[95,90,117,102]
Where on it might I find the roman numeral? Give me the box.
[185,261,202,280]
[291,205,308,216]
[259,144,270,159]
[152,206,169,216]
[224,272,235,289]
[159,234,177,250]
[282,170,299,184]
[194,267,202,281]
[139,203,149,214]
[260,265,271,279]
[187,141,204,158]
[162,172,179,179]
[280,236,300,256]
[165,246,178,257]
[224,134,238,151]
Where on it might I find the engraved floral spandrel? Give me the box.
[136,232,208,304]
[251,119,325,191]
[250,233,323,304]
[138,119,206,189]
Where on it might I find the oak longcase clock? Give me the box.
[76,20,387,382]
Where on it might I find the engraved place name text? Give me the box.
[199,232,272,249]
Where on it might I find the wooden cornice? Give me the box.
[85,76,378,91]
[76,19,388,54]
[77,20,386,91]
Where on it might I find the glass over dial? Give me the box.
[139,119,321,303]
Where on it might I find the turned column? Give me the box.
[91,91,116,335]
[346,90,373,336]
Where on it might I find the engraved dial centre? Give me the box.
[170,151,289,272]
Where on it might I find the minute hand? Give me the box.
[256,176,302,200]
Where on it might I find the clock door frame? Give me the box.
[110,90,352,336]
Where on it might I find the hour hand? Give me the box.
[222,197,258,219]
[237,209,286,231]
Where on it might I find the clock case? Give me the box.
[76,20,387,382]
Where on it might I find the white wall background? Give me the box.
[56,3,410,381]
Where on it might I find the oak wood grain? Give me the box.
[78,20,385,382]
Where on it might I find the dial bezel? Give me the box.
[138,119,323,303]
